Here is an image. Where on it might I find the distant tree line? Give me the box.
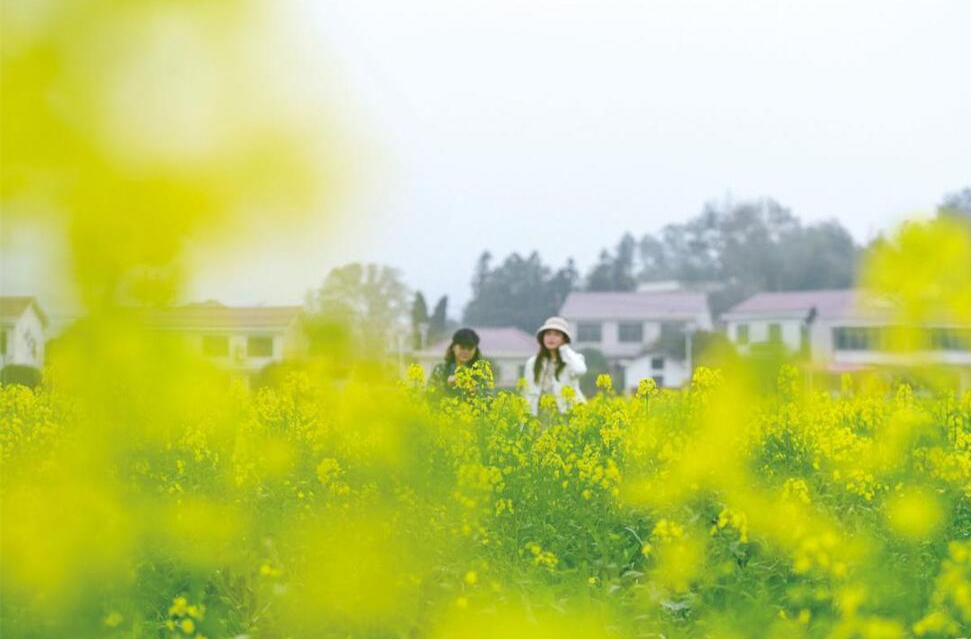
[303,188,968,355]
[463,197,860,329]
[938,187,971,223]
[462,252,578,335]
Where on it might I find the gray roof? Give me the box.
[0,296,48,326]
[723,289,894,321]
[420,326,536,357]
[139,302,303,330]
[560,291,709,320]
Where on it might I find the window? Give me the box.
[768,323,783,343]
[517,365,526,381]
[618,323,643,343]
[577,323,602,343]
[800,325,810,356]
[929,328,971,351]
[202,335,229,357]
[651,375,664,388]
[651,357,664,370]
[247,336,274,358]
[833,327,883,351]
[0,331,7,356]
[736,324,749,345]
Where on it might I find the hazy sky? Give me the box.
[4,0,970,316]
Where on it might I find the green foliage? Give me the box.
[617,198,859,315]
[410,291,429,350]
[938,186,971,219]
[411,292,451,349]
[1,364,42,389]
[690,330,737,370]
[428,294,450,344]
[463,251,578,333]
[577,348,610,398]
[306,263,409,359]
[4,365,971,638]
[585,233,638,291]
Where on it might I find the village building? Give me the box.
[414,326,537,390]
[721,289,971,388]
[559,286,713,390]
[0,296,48,370]
[139,302,307,379]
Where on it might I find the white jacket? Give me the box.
[523,344,587,414]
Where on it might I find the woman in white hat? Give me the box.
[523,316,587,415]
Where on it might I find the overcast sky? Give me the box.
[4,0,970,316]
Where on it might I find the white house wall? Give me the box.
[570,320,646,358]
[819,319,971,368]
[199,332,284,373]
[727,318,804,353]
[283,321,310,359]
[568,314,710,360]
[1,306,46,369]
[728,316,971,376]
[144,328,289,375]
[624,356,690,391]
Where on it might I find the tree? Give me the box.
[429,295,449,345]
[550,258,580,310]
[585,250,614,291]
[410,291,429,350]
[939,187,971,214]
[937,187,971,271]
[463,251,578,333]
[471,252,493,300]
[586,233,637,291]
[938,187,971,228]
[777,221,857,290]
[630,198,859,315]
[411,292,451,349]
[306,263,409,359]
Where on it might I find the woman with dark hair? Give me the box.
[523,316,587,414]
[429,328,493,398]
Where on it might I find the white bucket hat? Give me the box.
[535,316,573,343]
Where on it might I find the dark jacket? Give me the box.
[429,359,495,400]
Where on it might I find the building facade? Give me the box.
[0,297,47,370]
[140,302,307,379]
[722,289,971,388]
[559,289,713,390]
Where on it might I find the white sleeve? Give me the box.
[523,356,540,415]
[559,344,587,376]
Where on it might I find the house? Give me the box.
[139,302,307,378]
[414,327,537,390]
[559,287,713,390]
[0,296,48,370]
[721,289,971,388]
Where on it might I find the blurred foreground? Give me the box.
[3,358,971,638]
[3,1,971,637]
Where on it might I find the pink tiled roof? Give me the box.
[0,296,48,326]
[726,290,853,316]
[422,326,536,356]
[560,291,708,320]
[140,302,303,330]
[723,289,895,321]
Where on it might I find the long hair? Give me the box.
[444,342,481,367]
[532,343,566,383]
